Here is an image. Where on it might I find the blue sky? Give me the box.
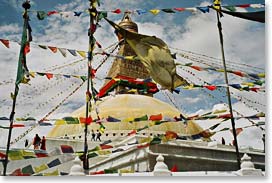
[0,0,267,149]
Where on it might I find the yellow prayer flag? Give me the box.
[34,164,48,173]
[43,169,59,176]
[29,71,36,78]
[77,51,86,58]
[257,73,265,78]
[149,9,161,15]
[139,136,152,144]
[55,119,66,125]
[123,117,134,123]
[105,18,189,91]
[97,150,111,155]
[241,82,255,87]
[212,109,227,114]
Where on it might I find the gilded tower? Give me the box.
[103,13,151,95]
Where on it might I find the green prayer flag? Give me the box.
[162,9,176,13]
[150,137,161,145]
[97,11,107,21]
[37,11,47,20]
[105,18,189,91]
[22,165,34,174]
[88,152,98,158]
[134,115,148,122]
[225,6,236,12]
[16,19,30,87]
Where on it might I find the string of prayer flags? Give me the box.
[30,71,88,82]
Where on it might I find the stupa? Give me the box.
[47,13,204,139]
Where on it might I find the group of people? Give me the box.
[31,134,46,150]
[90,129,102,141]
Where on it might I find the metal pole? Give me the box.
[3,0,31,176]
[215,11,241,169]
[83,0,96,171]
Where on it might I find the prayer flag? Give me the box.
[197,7,210,13]
[107,116,121,122]
[162,9,175,13]
[171,164,178,172]
[100,144,113,150]
[149,114,162,121]
[165,131,178,140]
[0,39,10,48]
[79,117,92,125]
[204,85,217,91]
[105,18,189,91]
[47,158,61,168]
[60,145,74,153]
[174,8,185,12]
[58,48,67,57]
[136,10,147,15]
[74,11,82,16]
[48,46,58,53]
[22,165,34,174]
[47,11,58,16]
[45,73,53,80]
[77,50,86,58]
[134,115,148,122]
[34,164,48,173]
[68,49,77,56]
[112,9,121,14]
[43,169,59,176]
[149,9,160,15]
[38,45,47,49]
[37,11,47,20]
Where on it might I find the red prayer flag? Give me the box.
[250,88,259,92]
[90,170,105,175]
[204,85,217,91]
[219,113,232,119]
[91,69,96,78]
[190,65,203,71]
[170,164,178,172]
[112,9,121,14]
[137,143,150,149]
[232,71,245,77]
[12,124,25,128]
[35,152,48,158]
[100,144,113,150]
[48,46,58,53]
[24,43,30,55]
[165,131,178,140]
[0,152,6,159]
[47,11,58,16]
[174,8,185,12]
[238,4,250,8]
[45,73,53,80]
[60,145,74,153]
[230,128,243,136]
[0,39,10,48]
[128,130,137,136]
[79,117,92,125]
[149,113,162,121]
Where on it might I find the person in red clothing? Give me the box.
[33,134,41,150]
[40,136,46,150]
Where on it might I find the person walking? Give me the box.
[33,134,41,150]
[91,129,96,141]
[24,139,29,148]
[96,130,101,142]
[40,136,46,150]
